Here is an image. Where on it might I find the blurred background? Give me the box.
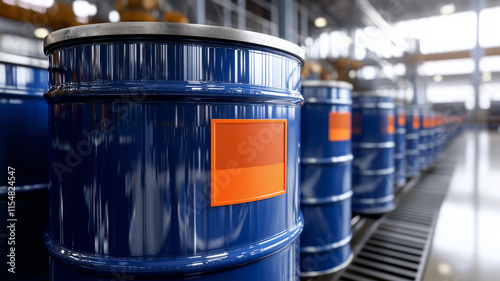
[1,0,500,128]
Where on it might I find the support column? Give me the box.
[471,0,484,123]
[196,0,206,24]
[278,0,293,42]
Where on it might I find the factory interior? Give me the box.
[1,0,499,281]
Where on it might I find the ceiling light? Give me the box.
[34,27,49,39]
[482,71,492,82]
[314,17,327,28]
[108,10,120,22]
[433,74,443,82]
[349,70,357,79]
[440,3,455,15]
[73,0,89,18]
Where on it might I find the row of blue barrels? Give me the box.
[300,80,353,276]
[0,54,50,281]
[418,110,448,171]
[2,22,468,280]
[408,108,464,175]
[351,97,464,216]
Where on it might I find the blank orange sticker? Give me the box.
[211,119,287,206]
[423,117,429,129]
[413,116,420,130]
[352,113,362,136]
[398,113,406,127]
[387,114,395,134]
[329,112,351,142]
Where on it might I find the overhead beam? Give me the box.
[356,0,408,52]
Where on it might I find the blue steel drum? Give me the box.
[0,54,49,280]
[427,111,436,166]
[405,106,420,177]
[435,114,444,157]
[394,104,406,187]
[419,110,430,171]
[352,93,395,214]
[300,80,353,277]
[43,23,304,281]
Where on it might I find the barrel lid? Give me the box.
[302,80,353,90]
[44,22,305,63]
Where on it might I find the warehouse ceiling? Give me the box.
[306,0,500,37]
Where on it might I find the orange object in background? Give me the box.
[127,0,159,9]
[117,0,159,22]
[120,9,157,21]
[413,115,420,130]
[387,114,395,134]
[211,119,287,206]
[0,2,80,31]
[398,112,406,127]
[163,11,188,23]
[329,112,351,142]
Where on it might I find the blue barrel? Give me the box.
[435,114,444,159]
[43,23,304,281]
[405,106,420,177]
[352,93,395,214]
[394,103,406,187]
[427,111,436,166]
[300,80,353,276]
[419,110,430,170]
[0,54,49,280]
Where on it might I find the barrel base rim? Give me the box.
[300,234,352,253]
[353,204,395,214]
[396,179,407,187]
[0,183,48,197]
[45,214,304,277]
[299,252,353,277]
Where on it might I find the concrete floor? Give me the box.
[423,129,500,281]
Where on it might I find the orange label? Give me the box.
[387,114,395,134]
[413,115,420,130]
[398,113,406,127]
[329,112,351,141]
[352,113,362,136]
[211,119,287,206]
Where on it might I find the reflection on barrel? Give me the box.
[44,23,304,281]
[0,58,49,281]
[300,81,353,277]
[352,94,395,214]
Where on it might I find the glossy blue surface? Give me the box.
[394,105,406,187]
[0,61,49,281]
[300,83,352,276]
[45,36,303,280]
[352,96,395,214]
[405,107,420,177]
